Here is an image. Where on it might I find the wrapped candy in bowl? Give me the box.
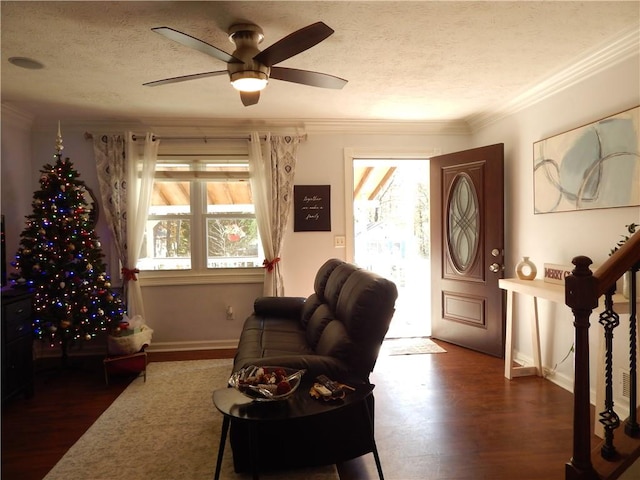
[229,366,306,402]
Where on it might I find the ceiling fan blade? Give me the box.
[143,70,228,87]
[240,91,260,106]
[152,27,242,64]
[270,67,347,89]
[253,22,334,67]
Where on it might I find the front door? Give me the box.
[430,144,505,357]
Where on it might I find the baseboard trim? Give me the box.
[33,339,239,358]
[145,340,238,352]
[513,349,596,406]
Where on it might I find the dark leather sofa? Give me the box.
[233,257,398,382]
[229,258,398,473]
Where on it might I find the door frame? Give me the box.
[343,147,441,263]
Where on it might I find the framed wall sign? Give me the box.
[533,105,640,214]
[293,185,331,232]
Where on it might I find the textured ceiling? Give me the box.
[1,1,639,126]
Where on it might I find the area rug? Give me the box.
[43,359,339,480]
[380,336,447,355]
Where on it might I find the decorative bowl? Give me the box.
[228,365,306,402]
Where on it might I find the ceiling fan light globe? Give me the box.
[230,71,268,92]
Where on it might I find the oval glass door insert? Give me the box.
[448,174,479,272]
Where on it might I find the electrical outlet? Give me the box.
[226,305,234,321]
[334,235,346,248]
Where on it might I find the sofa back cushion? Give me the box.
[300,293,323,328]
[323,263,359,312]
[300,258,345,328]
[313,258,344,300]
[305,304,335,349]
[301,258,398,380]
[335,269,398,377]
[315,320,352,361]
[336,269,397,342]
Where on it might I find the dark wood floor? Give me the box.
[1,342,595,480]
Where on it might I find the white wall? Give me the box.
[160,130,468,348]
[473,53,640,405]
[1,105,36,261]
[281,131,469,297]
[3,119,469,350]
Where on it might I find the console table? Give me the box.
[499,278,630,380]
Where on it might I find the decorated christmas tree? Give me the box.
[11,128,125,361]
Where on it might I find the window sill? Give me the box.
[138,269,265,287]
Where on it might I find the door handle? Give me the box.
[489,262,503,273]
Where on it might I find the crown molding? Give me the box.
[32,118,145,134]
[301,119,470,136]
[1,102,35,130]
[39,117,471,137]
[467,23,640,131]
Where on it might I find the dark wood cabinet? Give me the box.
[2,288,34,402]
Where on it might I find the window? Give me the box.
[137,140,263,275]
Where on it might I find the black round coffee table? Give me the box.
[212,383,383,480]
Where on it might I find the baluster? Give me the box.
[598,287,621,460]
[626,264,639,437]
[565,256,598,479]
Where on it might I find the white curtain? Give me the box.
[124,133,158,317]
[249,132,299,296]
[92,132,158,318]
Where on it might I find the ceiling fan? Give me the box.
[143,21,348,106]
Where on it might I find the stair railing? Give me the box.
[565,230,640,480]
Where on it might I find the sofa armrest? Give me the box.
[253,296,306,319]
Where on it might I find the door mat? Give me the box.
[381,337,447,355]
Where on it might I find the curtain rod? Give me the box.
[84,132,271,142]
[132,134,269,142]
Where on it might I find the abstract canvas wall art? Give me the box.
[533,106,640,214]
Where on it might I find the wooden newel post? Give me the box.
[565,256,599,480]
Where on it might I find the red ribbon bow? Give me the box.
[262,257,281,273]
[121,267,140,282]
